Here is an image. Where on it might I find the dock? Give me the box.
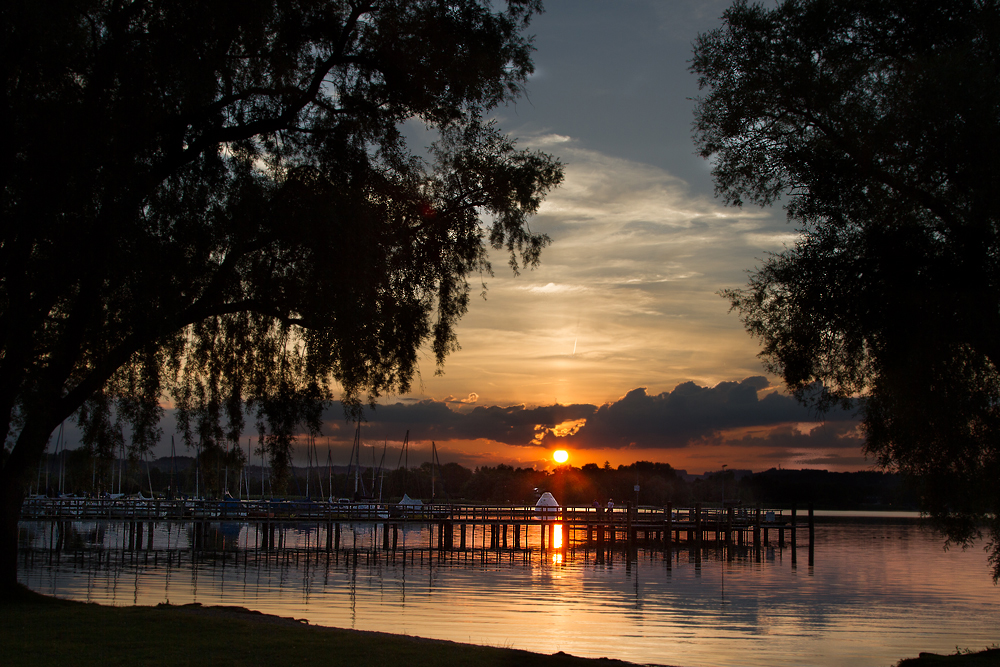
[19,497,815,562]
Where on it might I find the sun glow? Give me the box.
[553,449,569,464]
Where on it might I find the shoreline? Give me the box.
[1,587,664,667]
[2,588,997,667]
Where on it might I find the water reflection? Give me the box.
[18,520,1000,667]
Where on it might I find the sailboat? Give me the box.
[341,423,388,519]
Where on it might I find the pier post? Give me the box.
[694,503,702,546]
[392,524,399,551]
[514,523,521,549]
[335,523,341,551]
[597,507,605,549]
[665,502,672,553]
[502,523,508,549]
[460,523,467,550]
[753,506,761,548]
[725,507,733,546]
[383,523,390,550]
[808,504,815,566]
[626,503,636,557]
[790,505,797,566]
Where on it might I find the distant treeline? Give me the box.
[31,451,918,510]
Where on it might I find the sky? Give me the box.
[62,0,871,475]
[316,0,869,475]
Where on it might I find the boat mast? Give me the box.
[378,440,387,501]
[352,421,361,498]
[170,435,176,496]
[56,422,65,495]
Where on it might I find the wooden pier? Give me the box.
[19,497,814,560]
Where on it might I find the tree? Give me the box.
[692,0,1000,578]
[1,0,562,592]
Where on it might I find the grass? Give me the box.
[0,587,646,667]
[897,649,1000,667]
[3,587,999,667]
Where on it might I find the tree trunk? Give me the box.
[1,411,63,599]
[0,478,26,599]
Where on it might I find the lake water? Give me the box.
[17,515,1000,667]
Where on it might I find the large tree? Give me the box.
[693,0,1000,578]
[1,0,562,592]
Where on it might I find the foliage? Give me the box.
[692,0,1000,579]
[0,0,561,589]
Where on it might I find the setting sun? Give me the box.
[553,449,569,463]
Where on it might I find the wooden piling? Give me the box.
[665,502,673,554]
[808,504,815,566]
[626,503,636,556]
[753,506,761,548]
[790,505,797,565]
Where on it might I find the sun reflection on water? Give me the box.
[17,519,1000,667]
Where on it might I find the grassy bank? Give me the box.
[2,588,998,667]
[0,587,647,667]
[897,649,1000,667]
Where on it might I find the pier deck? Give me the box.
[20,496,804,554]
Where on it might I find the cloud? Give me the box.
[518,282,586,294]
[725,421,865,451]
[442,393,479,405]
[544,377,858,450]
[325,400,596,448]
[400,131,800,410]
[324,377,860,459]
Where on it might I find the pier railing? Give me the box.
[19,497,812,562]
[19,496,788,527]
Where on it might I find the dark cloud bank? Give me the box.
[332,377,861,452]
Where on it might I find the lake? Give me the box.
[16,514,1000,667]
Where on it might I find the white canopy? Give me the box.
[535,492,559,508]
[398,493,423,507]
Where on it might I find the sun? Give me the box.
[553,449,569,464]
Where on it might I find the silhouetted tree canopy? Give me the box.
[0,0,562,591]
[693,0,1000,579]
